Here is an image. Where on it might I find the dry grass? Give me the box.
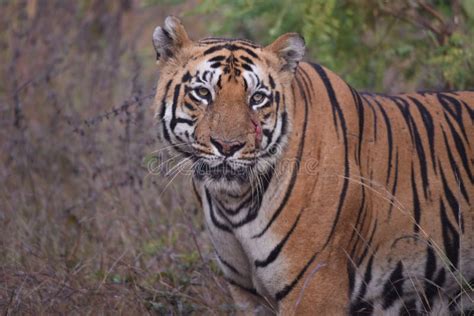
[0,1,232,314]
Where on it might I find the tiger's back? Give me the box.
[273,63,474,315]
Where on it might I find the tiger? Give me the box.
[152,16,474,315]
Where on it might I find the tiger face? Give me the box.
[153,17,305,192]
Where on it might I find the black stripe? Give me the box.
[262,91,280,148]
[349,186,366,258]
[359,253,375,299]
[174,117,196,126]
[233,39,260,48]
[424,242,436,281]
[411,120,430,199]
[184,102,196,111]
[159,80,173,119]
[202,70,210,81]
[169,84,181,130]
[461,100,474,121]
[162,122,171,143]
[350,300,373,315]
[439,166,464,232]
[439,198,460,271]
[227,279,259,297]
[393,96,430,198]
[208,55,226,62]
[255,208,303,268]
[252,72,261,87]
[421,242,440,312]
[181,71,192,83]
[305,66,333,122]
[200,38,260,49]
[373,98,393,185]
[216,193,252,216]
[387,151,399,220]
[391,96,415,144]
[216,252,241,276]
[243,77,248,91]
[274,250,319,301]
[409,96,437,174]
[242,63,253,71]
[269,74,276,89]
[205,189,231,233]
[211,197,233,227]
[262,129,273,145]
[348,263,356,299]
[356,219,377,267]
[351,87,365,166]
[160,80,173,143]
[188,92,201,104]
[280,111,288,139]
[361,95,378,142]
[444,113,473,183]
[232,166,274,228]
[213,166,274,229]
[298,67,314,108]
[203,43,259,59]
[350,253,375,315]
[262,110,288,154]
[240,55,255,65]
[441,128,469,202]
[438,93,469,143]
[311,63,350,251]
[382,261,404,309]
[410,164,421,234]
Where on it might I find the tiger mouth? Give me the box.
[193,161,252,183]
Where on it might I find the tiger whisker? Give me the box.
[159,157,194,198]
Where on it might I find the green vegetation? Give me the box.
[194,0,474,92]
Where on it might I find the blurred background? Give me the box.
[0,0,472,314]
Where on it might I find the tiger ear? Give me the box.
[152,16,191,63]
[265,33,305,72]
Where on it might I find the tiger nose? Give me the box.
[210,137,246,156]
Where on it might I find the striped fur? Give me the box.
[153,16,474,315]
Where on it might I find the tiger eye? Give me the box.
[197,87,210,97]
[252,93,264,103]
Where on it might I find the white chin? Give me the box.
[203,177,250,194]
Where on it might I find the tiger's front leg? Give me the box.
[277,257,349,315]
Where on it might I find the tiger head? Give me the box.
[153,16,305,192]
